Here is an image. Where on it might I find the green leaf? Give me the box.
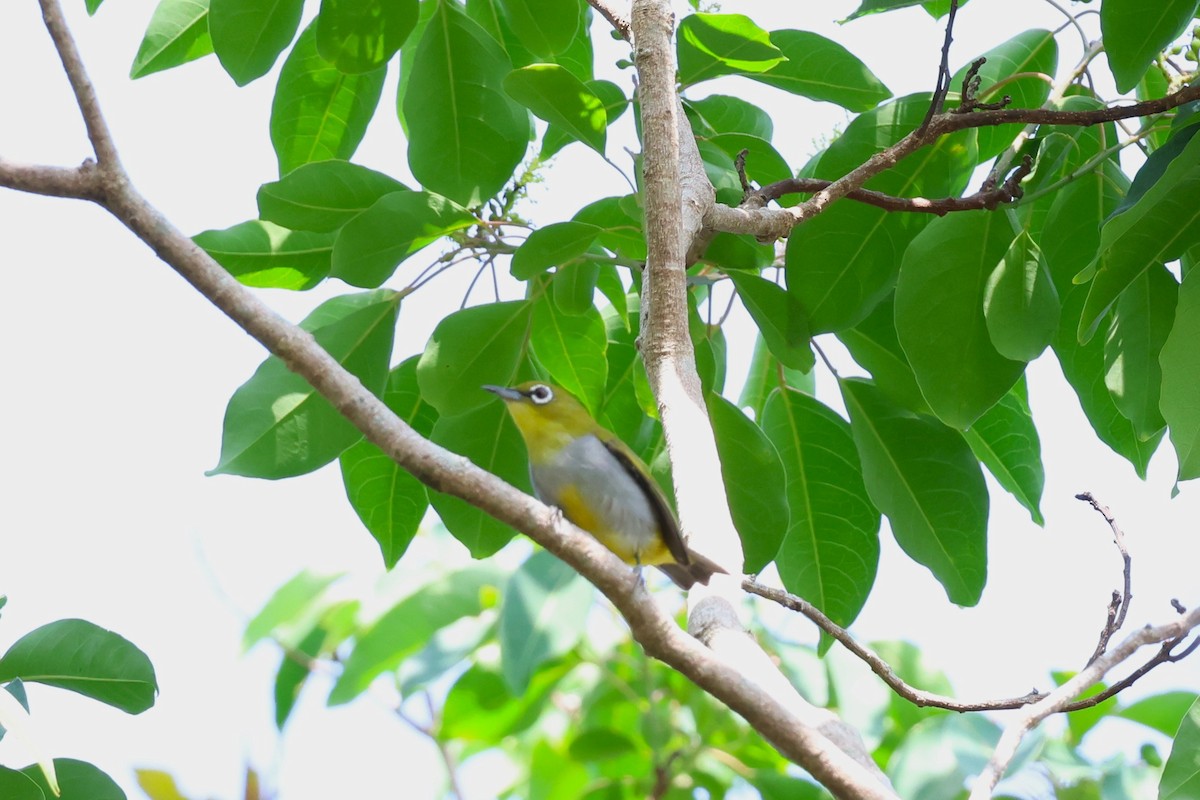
[709,394,790,574]
[316,0,418,73]
[270,24,386,176]
[676,13,785,87]
[1161,265,1200,482]
[439,659,575,741]
[728,272,813,372]
[417,300,531,416]
[962,378,1045,525]
[737,335,815,419]
[950,30,1057,160]
[257,160,409,232]
[841,378,987,606]
[340,357,438,568]
[542,79,627,159]
[684,94,774,140]
[838,294,928,414]
[568,729,638,762]
[496,0,579,58]
[895,210,1024,429]
[1117,691,1199,737]
[0,620,157,714]
[0,767,41,800]
[706,133,794,190]
[552,261,600,315]
[530,289,608,415]
[328,564,502,704]
[1161,696,1200,799]
[1102,0,1199,92]
[499,550,593,693]
[194,220,332,290]
[20,759,125,800]
[209,0,303,85]
[984,229,1060,361]
[209,291,399,478]
[330,190,474,287]
[511,222,602,280]
[1113,122,1200,218]
[1081,131,1200,340]
[572,195,645,261]
[750,29,891,111]
[130,0,213,79]
[273,624,325,729]
[404,2,530,206]
[763,388,881,627]
[504,65,606,155]
[243,570,342,649]
[429,400,532,556]
[1104,264,1176,441]
[842,0,969,21]
[702,233,774,272]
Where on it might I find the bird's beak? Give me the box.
[482,384,523,402]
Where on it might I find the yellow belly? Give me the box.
[556,484,674,566]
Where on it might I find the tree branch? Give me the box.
[584,0,631,40]
[918,0,962,135]
[969,604,1200,799]
[1075,492,1133,665]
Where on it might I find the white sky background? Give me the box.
[0,0,1197,798]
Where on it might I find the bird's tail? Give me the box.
[657,548,729,590]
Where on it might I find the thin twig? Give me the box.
[1075,492,1134,665]
[919,0,962,135]
[395,694,465,800]
[584,0,632,40]
[1039,0,1091,54]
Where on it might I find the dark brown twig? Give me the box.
[584,0,632,40]
[734,148,752,196]
[956,57,1012,113]
[919,0,962,135]
[1075,492,1133,665]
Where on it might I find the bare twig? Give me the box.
[969,604,1200,799]
[919,0,962,135]
[1040,0,1092,53]
[1075,492,1133,664]
[584,0,632,40]
[395,694,465,800]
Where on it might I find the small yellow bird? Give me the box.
[484,381,724,589]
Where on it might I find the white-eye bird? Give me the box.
[484,381,724,589]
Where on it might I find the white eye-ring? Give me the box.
[527,384,554,404]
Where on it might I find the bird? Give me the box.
[484,382,725,589]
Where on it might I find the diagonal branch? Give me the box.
[918,0,961,135]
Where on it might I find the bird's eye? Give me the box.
[528,384,553,404]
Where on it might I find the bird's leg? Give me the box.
[633,554,646,587]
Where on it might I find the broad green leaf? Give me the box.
[1118,691,1199,737]
[194,220,332,290]
[397,614,494,696]
[404,2,530,206]
[842,0,970,21]
[340,357,439,568]
[331,190,474,287]
[417,300,531,416]
[1051,671,1118,743]
[0,620,157,714]
[273,624,325,729]
[209,291,399,478]
[890,715,1004,799]
[270,24,386,176]
[727,272,814,371]
[896,210,1024,429]
[762,388,880,630]
[709,394,790,574]
[316,0,418,73]
[130,0,213,79]
[243,570,342,649]
[511,222,602,280]
[1112,122,1200,218]
[1161,266,1200,481]
[568,729,638,762]
[707,133,794,190]
[1161,697,1200,799]
[950,30,1057,160]
[209,0,303,85]
[1080,132,1200,341]
[429,400,531,556]
[841,378,987,606]
[1102,0,1199,92]
[20,760,124,800]
[530,289,608,415]
[963,378,1045,525]
[530,741,592,799]
[684,94,774,140]
[496,0,579,58]
[541,79,627,159]
[1042,164,1159,476]
[328,564,503,704]
[874,640,954,737]
[676,13,785,87]
[837,294,928,414]
[499,550,593,693]
[922,0,972,17]
[984,229,1060,361]
[572,195,645,261]
[394,0,439,135]
[504,65,606,155]
[439,659,575,741]
[752,772,828,800]
[257,160,409,232]
[1105,264,1176,441]
[702,232,774,272]
[737,335,815,419]
[750,29,891,111]
[552,260,600,315]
